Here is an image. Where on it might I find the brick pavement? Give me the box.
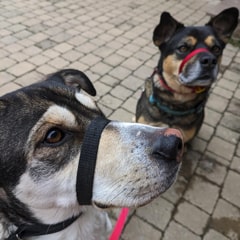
[0,0,239,239]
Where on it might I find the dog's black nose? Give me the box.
[200,55,217,69]
[152,128,183,162]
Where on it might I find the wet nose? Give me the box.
[152,128,184,162]
[200,55,217,69]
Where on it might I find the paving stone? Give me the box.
[0,57,16,71]
[99,75,120,87]
[180,150,201,180]
[100,94,123,110]
[91,62,112,76]
[28,54,49,66]
[136,197,174,231]
[103,54,125,67]
[162,176,188,204]
[212,86,233,99]
[217,78,238,91]
[230,156,240,174]
[220,112,240,133]
[197,123,214,141]
[223,70,239,83]
[48,57,69,69]
[53,43,73,53]
[7,61,35,77]
[204,107,222,126]
[206,93,229,113]
[14,71,43,87]
[203,229,230,240]
[174,200,209,235]
[0,72,15,86]
[227,98,240,117]
[80,53,101,67]
[109,108,133,122]
[196,157,227,186]
[216,125,239,144]
[0,82,20,96]
[122,216,161,240]
[222,170,240,208]
[122,97,138,115]
[121,57,144,71]
[190,137,207,153]
[207,136,235,160]
[163,221,201,240]
[211,199,240,240]
[62,50,83,62]
[111,85,133,101]
[184,176,220,214]
[93,81,111,98]
[109,66,132,81]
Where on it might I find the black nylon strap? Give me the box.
[6,214,81,240]
[76,116,110,205]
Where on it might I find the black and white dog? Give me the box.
[0,69,183,240]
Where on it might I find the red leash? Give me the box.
[109,208,129,240]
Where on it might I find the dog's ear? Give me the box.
[206,7,239,43]
[50,69,96,96]
[153,12,184,47]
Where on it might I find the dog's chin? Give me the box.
[178,74,214,87]
[92,168,179,210]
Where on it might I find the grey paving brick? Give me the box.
[162,176,188,204]
[0,82,20,96]
[222,170,240,208]
[163,221,201,240]
[203,229,230,240]
[210,199,240,240]
[122,216,162,240]
[174,200,209,235]
[111,85,133,101]
[136,197,174,231]
[206,93,229,113]
[184,176,220,214]
[196,158,227,186]
[7,61,35,77]
[220,112,240,133]
[109,108,133,122]
[207,136,235,160]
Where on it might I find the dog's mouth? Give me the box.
[178,74,213,87]
[93,201,113,209]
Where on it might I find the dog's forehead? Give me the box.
[174,26,221,45]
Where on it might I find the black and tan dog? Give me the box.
[136,7,239,143]
[0,69,184,240]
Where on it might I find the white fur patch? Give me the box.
[42,105,77,127]
[75,92,97,110]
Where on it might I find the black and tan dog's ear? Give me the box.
[206,7,239,43]
[153,12,184,47]
[49,69,96,96]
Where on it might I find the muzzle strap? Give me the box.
[76,116,110,205]
[179,48,209,74]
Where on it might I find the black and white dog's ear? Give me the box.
[49,69,97,96]
[206,7,239,43]
[153,12,184,47]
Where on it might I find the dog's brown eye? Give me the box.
[178,45,189,53]
[212,45,221,54]
[44,128,65,144]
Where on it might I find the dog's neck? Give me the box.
[153,67,208,102]
[1,206,111,240]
